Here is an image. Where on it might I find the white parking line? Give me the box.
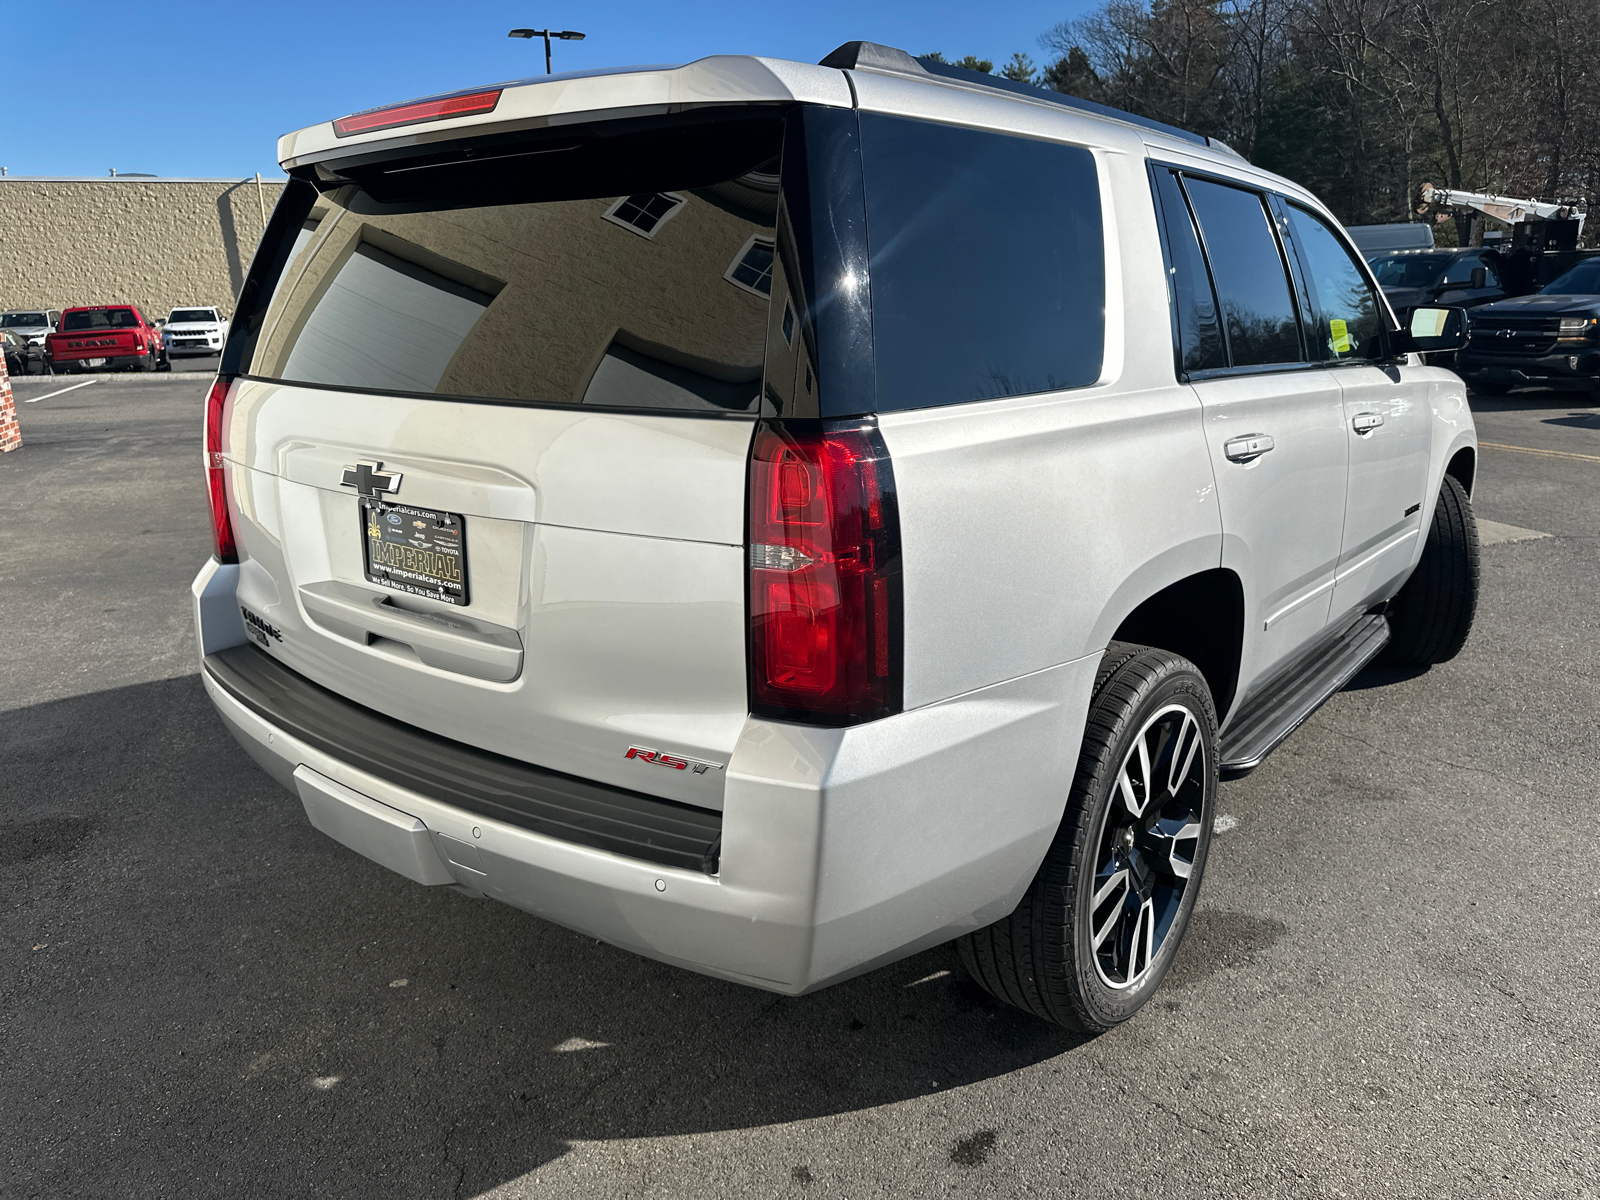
[22,379,97,403]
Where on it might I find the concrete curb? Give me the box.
[11,371,215,386]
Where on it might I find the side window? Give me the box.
[1282,205,1384,362]
[1441,254,1496,287]
[1181,177,1302,367]
[1151,169,1225,373]
[859,113,1105,410]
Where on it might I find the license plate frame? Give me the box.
[360,500,469,606]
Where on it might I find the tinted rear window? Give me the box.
[859,113,1104,409]
[1152,169,1226,373]
[1182,178,1301,366]
[63,309,139,331]
[246,117,781,413]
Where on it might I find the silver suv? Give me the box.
[193,43,1480,1031]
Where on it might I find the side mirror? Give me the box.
[1470,266,1487,290]
[1397,306,1467,355]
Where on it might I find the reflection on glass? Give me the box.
[282,244,496,394]
[250,141,778,412]
[1283,206,1382,362]
[860,112,1105,410]
[1183,178,1301,367]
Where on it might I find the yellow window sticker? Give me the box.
[1329,318,1351,354]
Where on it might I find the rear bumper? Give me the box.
[193,558,1097,994]
[1458,348,1600,389]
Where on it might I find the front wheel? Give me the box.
[958,643,1218,1031]
[1383,473,1480,666]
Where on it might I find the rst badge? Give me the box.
[625,745,724,775]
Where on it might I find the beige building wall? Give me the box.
[0,177,287,321]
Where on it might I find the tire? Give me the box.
[1383,473,1479,666]
[957,643,1218,1032]
[133,347,156,372]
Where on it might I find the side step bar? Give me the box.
[1219,611,1391,779]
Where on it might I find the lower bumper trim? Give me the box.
[204,644,723,874]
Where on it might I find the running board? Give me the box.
[1218,611,1390,779]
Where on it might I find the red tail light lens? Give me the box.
[333,89,503,137]
[748,420,901,725]
[204,375,237,564]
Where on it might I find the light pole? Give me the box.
[508,28,586,75]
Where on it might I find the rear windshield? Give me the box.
[246,115,781,413]
[63,309,139,331]
[1,312,48,327]
[169,309,217,323]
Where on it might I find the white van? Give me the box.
[193,42,1479,1031]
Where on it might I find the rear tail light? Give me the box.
[204,375,237,563]
[333,89,502,137]
[748,420,901,725]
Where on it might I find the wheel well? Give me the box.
[1111,569,1244,719]
[1446,447,1475,496]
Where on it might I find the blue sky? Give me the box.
[4,2,1096,179]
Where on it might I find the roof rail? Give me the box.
[817,40,1210,150]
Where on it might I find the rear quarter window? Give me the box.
[858,113,1105,411]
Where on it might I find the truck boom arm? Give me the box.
[1421,183,1587,235]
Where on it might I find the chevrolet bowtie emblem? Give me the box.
[340,460,403,499]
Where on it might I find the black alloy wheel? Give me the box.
[958,644,1218,1031]
[1087,702,1207,991]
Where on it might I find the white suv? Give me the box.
[163,306,229,356]
[192,43,1479,1031]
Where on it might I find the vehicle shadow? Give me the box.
[1341,661,1430,692]
[1467,388,1598,414]
[1543,411,1600,430]
[5,674,1173,1195]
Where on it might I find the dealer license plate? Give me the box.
[360,500,469,606]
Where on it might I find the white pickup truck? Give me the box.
[163,307,230,357]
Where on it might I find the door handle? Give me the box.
[1352,412,1384,434]
[1223,434,1275,463]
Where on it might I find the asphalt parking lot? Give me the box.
[2,373,1597,1199]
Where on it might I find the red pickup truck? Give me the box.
[46,305,166,373]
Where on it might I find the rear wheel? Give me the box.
[957,643,1217,1032]
[1383,474,1479,666]
[133,347,156,372]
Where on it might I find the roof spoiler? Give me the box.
[817,39,1216,152]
